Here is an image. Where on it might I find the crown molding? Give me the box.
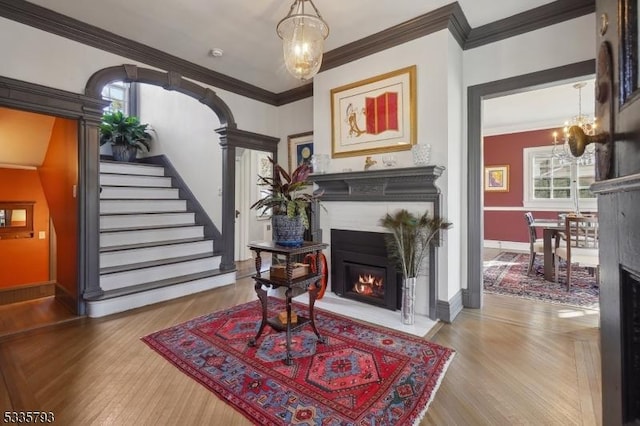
[0,0,594,106]
[465,0,595,49]
[275,83,313,105]
[321,4,458,73]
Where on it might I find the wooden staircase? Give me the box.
[85,160,234,317]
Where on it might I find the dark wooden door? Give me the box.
[593,0,640,424]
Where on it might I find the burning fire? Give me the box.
[354,274,384,296]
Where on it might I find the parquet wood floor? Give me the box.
[0,276,600,425]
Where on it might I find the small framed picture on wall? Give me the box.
[484,165,509,192]
[288,131,314,172]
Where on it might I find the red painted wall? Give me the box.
[39,118,78,299]
[0,169,50,287]
[484,128,561,243]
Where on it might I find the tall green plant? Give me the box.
[99,111,152,152]
[249,157,322,229]
[380,209,452,278]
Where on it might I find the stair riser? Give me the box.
[100,200,186,214]
[86,272,235,318]
[101,187,179,200]
[100,240,214,268]
[100,256,222,290]
[100,162,165,176]
[101,226,204,247]
[100,213,196,230]
[100,174,172,188]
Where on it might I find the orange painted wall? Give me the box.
[0,169,50,287]
[39,118,78,299]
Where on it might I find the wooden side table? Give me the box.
[247,240,328,365]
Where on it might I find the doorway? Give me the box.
[480,78,599,310]
[465,59,596,309]
[0,106,81,337]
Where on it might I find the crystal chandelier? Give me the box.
[551,82,597,166]
[276,0,329,81]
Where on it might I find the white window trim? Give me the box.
[522,146,597,211]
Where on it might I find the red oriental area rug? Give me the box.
[142,298,455,425]
[484,251,599,309]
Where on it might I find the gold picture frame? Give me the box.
[330,66,416,158]
[288,131,314,173]
[484,165,510,192]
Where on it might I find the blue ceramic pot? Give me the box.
[273,215,304,247]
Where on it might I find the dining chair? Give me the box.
[524,212,544,275]
[554,216,599,290]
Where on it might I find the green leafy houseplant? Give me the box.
[99,111,152,161]
[250,157,322,230]
[380,209,452,279]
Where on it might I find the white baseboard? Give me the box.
[483,240,529,252]
[86,272,236,318]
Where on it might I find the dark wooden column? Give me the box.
[215,127,279,272]
[78,111,106,304]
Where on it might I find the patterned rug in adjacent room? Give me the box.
[483,251,599,309]
[142,298,455,425]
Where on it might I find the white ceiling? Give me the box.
[483,78,596,136]
[26,0,557,93]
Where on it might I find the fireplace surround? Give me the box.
[310,166,444,320]
[331,229,402,310]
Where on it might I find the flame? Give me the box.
[353,274,384,295]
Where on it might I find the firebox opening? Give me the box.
[331,229,402,311]
[346,262,386,300]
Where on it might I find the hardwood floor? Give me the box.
[0,297,79,341]
[0,277,600,425]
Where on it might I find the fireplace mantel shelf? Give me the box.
[310,165,445,202]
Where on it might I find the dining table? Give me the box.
[531,219,565,281]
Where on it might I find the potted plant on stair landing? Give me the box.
[99,110,152,162]
[380,209,452,325]
[250,157,322,247]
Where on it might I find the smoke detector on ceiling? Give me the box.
[209,48,224,58]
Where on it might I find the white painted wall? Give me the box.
[446,33,464,301]
[277,98,314,167]
[313,29,461,303]
[464,15,595,87]
[138,84,222,226]
[314,30,451,172]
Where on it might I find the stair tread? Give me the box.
[100,223,199,233]
[100,185,177,190]
[88,269,232,301]
[100,160,164,167]
[100,237,210,253]
[100,212,193,217]
[100,252,217,275]
[100,171,168,176]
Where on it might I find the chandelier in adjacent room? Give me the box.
[551,82,597,166]
[276,0,329,81]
